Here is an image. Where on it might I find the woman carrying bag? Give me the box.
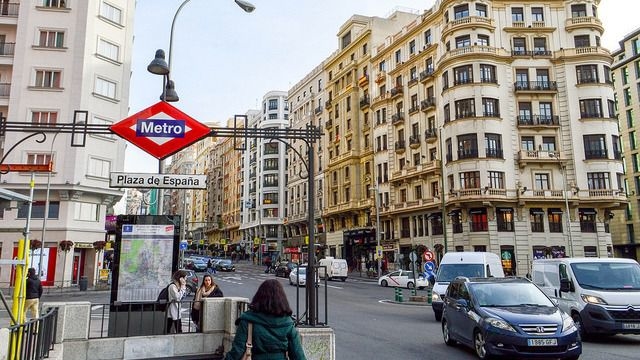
[191,274,223,331]
[224,279,306,360]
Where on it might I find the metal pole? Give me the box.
[372,176,381,278]
[306,139,316,326]
[561,164,575,257]
[439,127,448,254]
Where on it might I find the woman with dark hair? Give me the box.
[167,269,187,333]
[224,279,306,360]
[191,274,223,331]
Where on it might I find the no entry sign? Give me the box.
[110,101,211,160]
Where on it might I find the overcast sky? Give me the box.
[124,0,640,174]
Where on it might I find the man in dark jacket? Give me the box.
[24,267,43,319]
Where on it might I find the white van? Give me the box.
[532,257,640,337]
[431,252,504,321]
[317,257,348,282]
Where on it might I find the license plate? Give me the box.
[623,323,640,329]
[527,338,558,346]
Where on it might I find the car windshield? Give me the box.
[571,262,640,290]
[436,264,484,282]
[469,282,554,307]
[219,260,231,265]
[296,267,307,275]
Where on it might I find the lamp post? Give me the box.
[439,127,448,255]
[369,171,382,278]
[147,0,255,216]
[560,162,575,257]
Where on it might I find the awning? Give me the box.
[548,208,563,214]
[529,208,544,214]
[579,208,597,215]
[469,208,486,214]
[427,213,442,219]
[497,208,513,212]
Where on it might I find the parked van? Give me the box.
[532,257,640,337]
[431,252,504,321]
[317,257,348,282]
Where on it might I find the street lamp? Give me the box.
[438,127,448,255]
[368,175,381,278]
[147,0,255,215]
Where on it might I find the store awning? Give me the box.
[529,208,544,214]
[548,208,563,214]
[579,208,597,215]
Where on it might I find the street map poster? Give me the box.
[111,215,180,303]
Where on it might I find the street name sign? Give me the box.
[109,173,207,189]
[110,101,211,160]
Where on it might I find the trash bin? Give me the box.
[79,276,88,291]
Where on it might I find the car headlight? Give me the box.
[432,293,441,302]
[561,313,576,332]
[581,294,608,305]
[485,317,516,332]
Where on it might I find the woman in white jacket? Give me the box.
[167,270,187,333]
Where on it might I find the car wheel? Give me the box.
[434,310,442,321]
[380,280,388,287]
[474,330,492,360]
[407,282,415,289]
[442,319,456,346]
[571,313,588,340]
[341,278,346,282]
[289,280,293,285]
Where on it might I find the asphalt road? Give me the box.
[2,262,640,359]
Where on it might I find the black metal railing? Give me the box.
[514,81,558,91]
[7,307,58,360]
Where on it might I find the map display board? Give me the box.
[110,215,180,304]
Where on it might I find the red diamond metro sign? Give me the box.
[110,101,211,160]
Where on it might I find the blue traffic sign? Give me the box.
[424,261,435,272]
[179,242,188,250]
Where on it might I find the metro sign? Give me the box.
[110,101,211,160]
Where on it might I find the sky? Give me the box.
[124,0,640,174]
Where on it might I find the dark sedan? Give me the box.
[216,259,236,272]
[275,262,296,278]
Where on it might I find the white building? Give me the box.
[0,0,134,287]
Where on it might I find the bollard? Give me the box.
[394,287,399,301]
[395,287,403,302]
[427,287,433,304]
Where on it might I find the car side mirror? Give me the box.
[560,278,573,292]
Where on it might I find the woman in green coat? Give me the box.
[225,279,307,360]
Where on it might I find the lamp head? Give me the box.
[147,49,170,75]
[234,0,255,13]
[161,80,179,102]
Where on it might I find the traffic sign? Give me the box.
[110,101,211,160]
[409,251,418,262]
[424,261,435,272]
[423,250,434,262]
[179,242,188,250]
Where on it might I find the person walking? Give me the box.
[166,270,187,334]
[24,268,43,319]
[191,274,223,331]
[224,279,306,360]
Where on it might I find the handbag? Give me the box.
[241,322,253,360]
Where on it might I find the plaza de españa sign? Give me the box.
[110,101,211,160]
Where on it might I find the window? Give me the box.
[43,0,67,8]
[513,37,526,55]
[27,153,52,166]
[587,172,610,189]
[18,201,59,219]
[455,35,471,48]
[454,4,469,19]
[424,29,432,45]
[579,99,603,118]
[458,134,478,159]
[583,134,607,159]
[469,208,488,232]
[268,99,278,110]
[443,104,451,123]
[430,214,443,235]
[571,4,587,17]
[515,68,529,87]
[533,38,547,54]
[32,111,57,125]
[442,71,449,90]
[485,133,502,158]
[541,137,556,151]
[479,64,496,83]
[488,171,504,189]
[414,185,422,200]
[574,35,590,48]
[477,35,490,46]
[395,49,401,63]
[94,77,116,99]
[74,202,100,221]
[476,4,487,17]
[482,98,499,117]
[612,135,622,159]
[88,157,111,178]
[341,31,351,49]
[531,7,544,22]
[534,173,550,190]
[511,7,524,22]
[409,40,416,55]
[455,98,475,119]
[97,38,120,61]
[576,64,598,84]
[530,209,544,232]
[548,209,563,233]
[451,210,462,233]
[453,65,473,85]
[521,136,535,150]
[497,208,514,232]
[34,69,61,88]
[460,171,480,189]
[100,2,123,25]
[579,208,597,233]
[539,102,554,124]
[38,30,64,48]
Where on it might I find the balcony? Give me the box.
[408,105,420,115]
[518,150,563,167]
[409,135,421,148]
[514,81,558,92]
[579,112,606,120]
[457,149,479,160]
[438,45,508,64]
[425,128,437,143]
[314,105,323,115]
[0,3,19,18]
[359,95,370,109]
[517,115,560,127]
[441,16,494,38]
[390,85,403,98]
[511,50,553,57]
[421,97,436,111]
[394,140,406,153]
[0,82,10,97]
[485,149,503,159]
[375,72,386,84]
[420,68,435,82]
[324,99,332,110]
[358,74,369,87]
[391,112,405,125]
[585,150,608,160]
[324,119,333,130]
[408,77,419,87]
[555,46,612,60]
[565,16,604,33]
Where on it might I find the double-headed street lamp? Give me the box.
[146,0,255,215]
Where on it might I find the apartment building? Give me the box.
[285,64,326,263]
[0,1,134,287]
[611,27,640,260]
[165,147,194,243]
[321,0,623,276]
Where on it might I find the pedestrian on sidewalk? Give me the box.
[166,270,187,334]
[24,268,43,319]
[191,274,223,331]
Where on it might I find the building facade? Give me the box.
[611,27,640,260]
[0,0,134,287]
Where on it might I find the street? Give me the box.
[2,262,640,359]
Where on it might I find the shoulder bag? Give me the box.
[242,322,253,360]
